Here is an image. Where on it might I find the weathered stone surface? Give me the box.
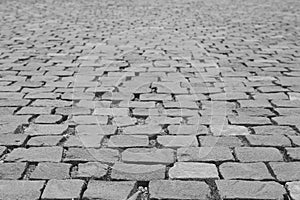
[107,135,149,148]
[122,124,161,135]
[157,135,198,148]
[63,135,104,148]
[121,148,175,165]
[270,162,300,182]
[73,162,108,179]
[24,124,68,136]
[64,148,119,163]
[286,148,300,160]
[210,125,249,136]
[149,180,211,199]
[83,180,136,200]
[34,115,63,124]
[235,147,283,162]
[169,162,219,180]
[177,147,234,162]
[168,124,208,135]
[42,179,85,199]
[30,162,71,180]
[216,180,286,200]
[220,162,273,180]
[245,135,291,147]
[289,136,300,146]
[111,162,165,180]
[0,180,45,200]
[199,136,243,147]
[0,146,6,156]
[27,136,63,147]
[76,125,117,135]
[286,181,300,200]
[0,134,28,146]
[0,163,27,179]
[5,147,63,162]
[252,125,297,136]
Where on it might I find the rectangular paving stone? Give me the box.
[177,147,234,162]
[169,162,219,180]
[252,125,298,136]
[157,135,198,148]
[71,115,108,125]
[199,136,243,147]
[93,108,129,116]
[168,124,208,135]
[64,148,119,164]
[245,135,292,147]
[149,180,211,200]
[30,162,71,180]
[41,179,85,200]
[0,162,27,180]
[63,135,104,148]
[24,124,68,136]
[72,162,108,179]
[210,125,249,136]
[111,162,165,180]
[0,180,45,200]
[219,162,274,180]
[0,133,28,147]
[107,135,149,148]
[5,147,63,162]
[216,180,286,200]
[121,148,175,165]
[286,181,300,200]
[26,136,63,147]
[228,116,272,125]
[76,125,117,135]
[122,124,161,135]
[235,147,283,162]
[270,162,300,182]
[83,180,136,200]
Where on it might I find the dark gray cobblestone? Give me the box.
[0,0,299,199]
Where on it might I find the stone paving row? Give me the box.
[0,0,300,199]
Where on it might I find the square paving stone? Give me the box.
[149,180,211,200]
[216,180,286,200]
[111,162,165,180]
[199,136,243,147]
[0,162,27,179]
[72,162,108,179]
[210,125,249,136]
[121,148,175,165]
[0,133,28,147]
[177,147,234,162]
[157,135,198,148]
[168,124,208,135]
[286,181,300,200]
[107,135,149,148]
[252,125,298,136]
[245,135,292,147]
[169,162,219,180]
[286,148,300,160]
[63,135,104,148]
[27,136,63,147]
[5,147,63,162]
[235,147,283,162]
[24,124,68,136]
[0,180,45,200]
[269,162,300,182]
[83,180,136,200]
[42,179,85,200]
[64,148,119,164]
[30,162,71,180]
[219,162,274,180]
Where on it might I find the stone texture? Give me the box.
[0,162,27,179]
[286,148,300,160]
[0,134,28,147]
[24,124,68,136]
[73,162,108,179]
[111,162,165,180]
[5,147,63,162]
[235,147,283,162]
[252,125,297,136]
[269,162,300,182]
[199,136,243,147]
[216,180,286,200]
[168,124,208,135]
[83,180,136,200]
[107,135,149,148]
[121,148,175,165]
[245,135,292,147]
[149,180,211,200]
[0,180,45,200]
[157,135,198,148]
[210,125,249,136]
[64,148,119,163]
[219,162,274,180]
[169,162,219,180]
[42,179,85,199]
[286,181,300,200]
[30,162,71,180]
[26,136,63,147]
[177,147,234,162]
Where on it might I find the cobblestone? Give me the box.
[0,0,299,198]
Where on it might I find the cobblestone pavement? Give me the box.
[0,0,300,199]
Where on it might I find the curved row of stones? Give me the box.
[0,0,300,199]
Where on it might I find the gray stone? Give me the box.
[30,162,71,180]
[286,181,300,200]
[73,162,108,179]
[0,163,27,179]
[235,147,283,162]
